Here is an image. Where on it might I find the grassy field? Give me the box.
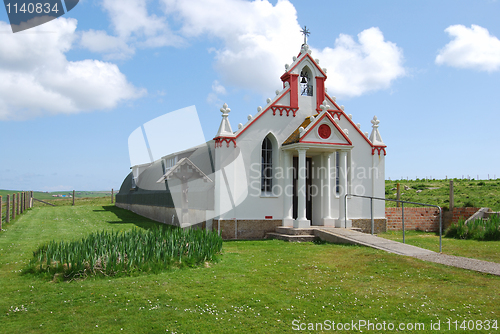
[1,204,499,333]
[385,178,500,211]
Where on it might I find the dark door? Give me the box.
[292,157,312,221]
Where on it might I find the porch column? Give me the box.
[336,150,351,228]
[282,150,293,226]
[322,152,334,226]
[294,148,310,228]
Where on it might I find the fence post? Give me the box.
[0,195,2,231]
[449,180,454,211]
[30,191,33,208]
[20,192,24,214]
[402,202,405,244]
[111,188,114,204]
[439,207,442,253]
[370,197,374,235]
[6,195,10,223]
[12,194,16,220]
[396,183,401,207]
[17,193,20,216]
[72,190,75,206]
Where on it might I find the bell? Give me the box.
[300,76,307,84]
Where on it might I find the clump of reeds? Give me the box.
[445,214,500,241]
[27,226,222,280]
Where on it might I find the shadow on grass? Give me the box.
[93,205,164,230]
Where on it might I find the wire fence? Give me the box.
[0,191,33,231]
[1,189,115,231]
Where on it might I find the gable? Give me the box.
[300,112,352,146]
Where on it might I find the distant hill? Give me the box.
[0,190,114,200]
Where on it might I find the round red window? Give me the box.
[318,124,331,139]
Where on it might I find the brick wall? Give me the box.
[386,207,479,232]
[448,207,480,223]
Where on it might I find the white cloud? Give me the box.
[0,18,145,121]
[161,1,404,98]
[207,80,227,104]
[436,24,500,72]
[80,29,135,59]
[80,0,184,58]
[81,0,404,99]
[313,27,406,98]
[212,80,227,95]
[161,0,303,94]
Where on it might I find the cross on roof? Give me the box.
[300,26,310,45]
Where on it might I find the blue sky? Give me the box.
[1,0,499,191]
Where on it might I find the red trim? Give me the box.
[328,110,343,120]
[300,141,352,146]
[299,112,353,146]
[265,216,273,219]
[372,146,387,156]
[315,77,325,111]
[290,74,299,108]
[214,137,236,148]
[271,105,298,117]
[325,93,380,149]
[282,53,328,79]
[235,88,291,139]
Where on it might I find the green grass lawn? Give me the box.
[385,178,500,211]
[1,205,499,333]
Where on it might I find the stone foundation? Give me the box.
[351,218,387,234]
[215,219,282,240]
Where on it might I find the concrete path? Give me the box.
[314,228,500,276]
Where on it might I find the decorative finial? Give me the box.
[300,26,310,45]
[216,103,234,137]
[220,103,230,115]
[369,115,384,145]
[320,100,330,112]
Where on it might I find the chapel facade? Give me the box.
[116,39,387,239]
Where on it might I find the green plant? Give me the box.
[445,215,500,241]
[27,226,223,280]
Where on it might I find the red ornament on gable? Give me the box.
[318,124,331,139]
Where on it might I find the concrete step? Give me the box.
[483,211,500,219]
[266,232,316,242]
[275,226,315,235]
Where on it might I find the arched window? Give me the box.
[300,66,313,96]
[261,137,273,192]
